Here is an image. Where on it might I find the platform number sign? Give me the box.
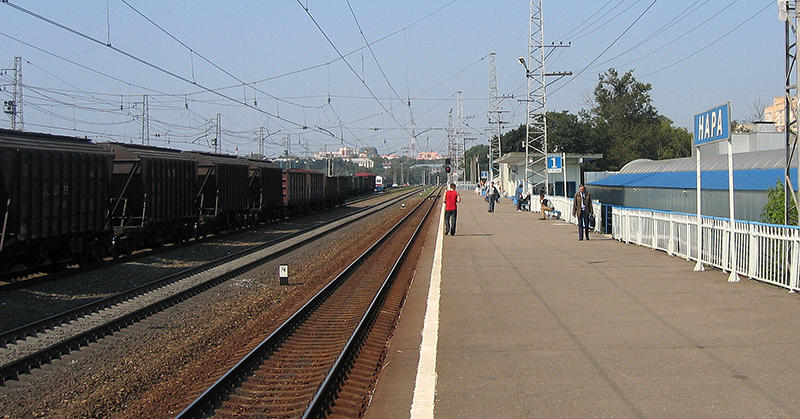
[547,154,563,173]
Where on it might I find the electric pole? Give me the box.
[488,52,510,184]
[214,113,221,154]
[2,57,23,130]
[780,0,800,225]
[447,109,455,184]
[520,0,571,196]
[141,95,150,146]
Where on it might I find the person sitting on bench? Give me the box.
[539,191,554,220]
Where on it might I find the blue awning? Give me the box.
[588,168,798,191]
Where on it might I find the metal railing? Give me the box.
[546,196,603,234]
[611,206,800,291]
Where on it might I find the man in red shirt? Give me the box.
[443,183,461,236]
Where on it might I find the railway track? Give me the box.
[176,186,441,419]
[0,192,384,292]
[0,187,427,386]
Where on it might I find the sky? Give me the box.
[0,0,783,158]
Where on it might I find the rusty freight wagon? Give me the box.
[0,129,114,271]
[324,175,351,207]
[184,152,250,234]
[246,159,284,222]
[102,143,198,253]
[283,168,324,215]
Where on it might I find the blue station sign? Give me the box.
[547,154,563,173]
[694,103,730,146]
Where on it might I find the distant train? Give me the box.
[0,129,375,273]
[374,175,384,191]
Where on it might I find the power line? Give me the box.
[641,1,772,77]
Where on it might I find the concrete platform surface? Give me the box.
[364,192,800,419]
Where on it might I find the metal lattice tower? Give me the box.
[141,95,150,146]
[781,1,800,225]
[446,109,455,184]
[488,53,501,183]
[2,57,23,131]
[454,91,465,184]
[524,0,547,195]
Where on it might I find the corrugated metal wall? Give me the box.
[590,185,768,221]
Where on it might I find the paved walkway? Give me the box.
[364,191,800,419]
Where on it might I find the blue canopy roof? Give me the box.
[588,168,798,191]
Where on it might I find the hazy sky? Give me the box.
[0,1,782,157]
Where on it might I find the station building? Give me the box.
[495,151,602,197]
[588,122,797,222]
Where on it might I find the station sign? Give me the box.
[547,154,563,173]
[693,103,730,146]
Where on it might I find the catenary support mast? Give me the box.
[781,1,800,225]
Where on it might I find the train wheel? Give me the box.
[24,244,49,268]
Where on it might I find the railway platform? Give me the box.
[364,191,800,418]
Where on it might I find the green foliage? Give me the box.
[585,68,691,170]
[762,179,796,225]
[492,68,692,173]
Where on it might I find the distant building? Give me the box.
[314,147,360,160]
[417,151,444,160]
[764,96,796,132]
[362,147,379,157]
[351,157,375,168]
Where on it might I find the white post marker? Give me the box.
[279,264,288,285]
[727,138,740,282]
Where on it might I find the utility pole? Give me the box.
[214,113,221,154]
[488,52,510,185]
[781,0,800,225]
[259,127,265,158]
[520,0,571,196]
[2,57,23,130]
[447,109,455,184]
[141,94,150,146]
[454,91,465,185]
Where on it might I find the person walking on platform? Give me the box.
[487,181,499,212]
[443,183,461,236]
[572,184,593,240]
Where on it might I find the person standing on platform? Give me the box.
[443,183,461,236]
[572,184,593,240]
[514,182,524,212]
[487,181,499,212]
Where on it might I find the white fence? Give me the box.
[546,196,604,234]
[611,206,800,291]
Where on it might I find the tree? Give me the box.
[762,179,796,225]
[547,110,591,154]
[464,144,489,181]
[585,68,691,171]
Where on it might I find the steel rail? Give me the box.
[174,186,441,419]
[0,188,423,385]
[303,187,440,418]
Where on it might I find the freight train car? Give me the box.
[103,143,198,254]
[184,152,250,234]
[283,168,325,215]
[0,129,374,274]
[355,172,377,195]
[0,129,114,270]
[246,159,284,222]
[324,175,352,207]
